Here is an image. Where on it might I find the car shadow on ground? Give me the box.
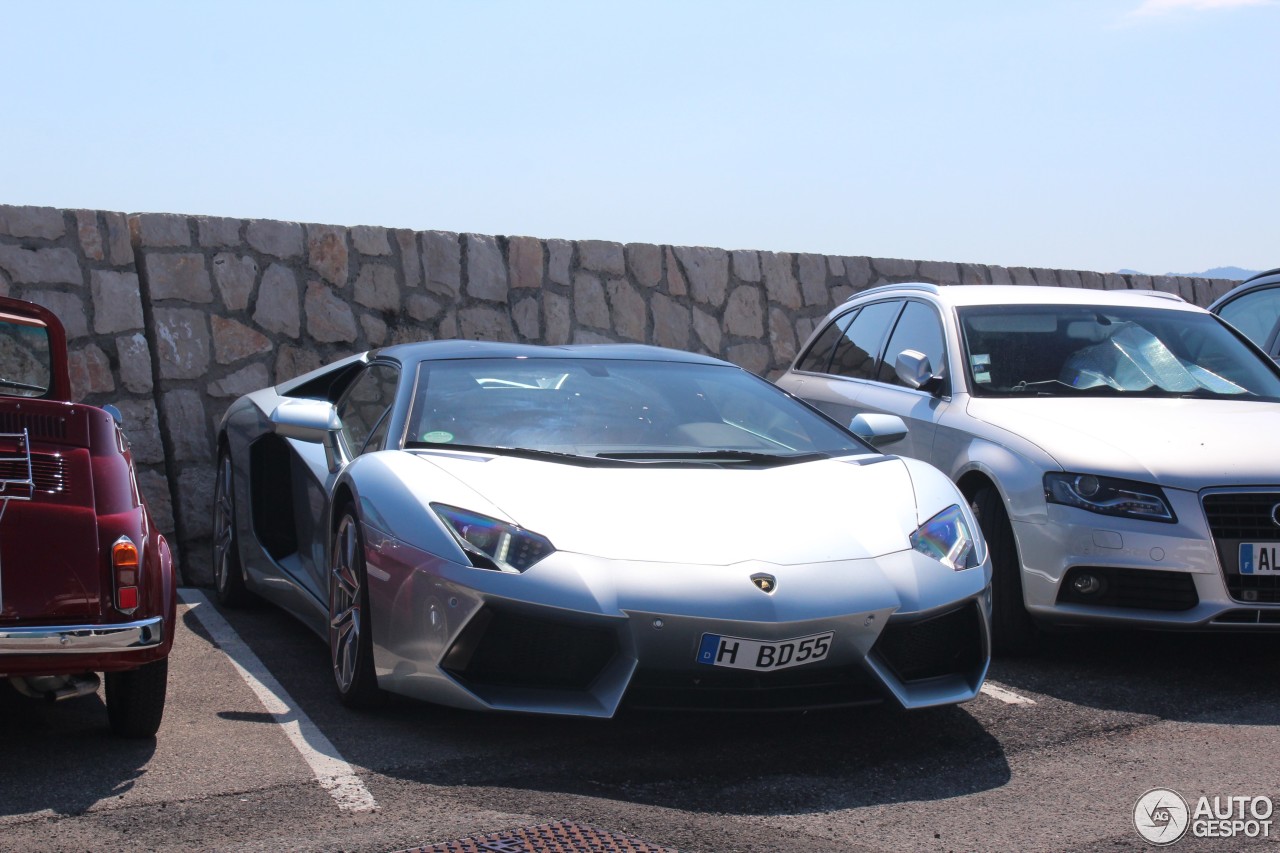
[199,598,1011,817]
[0,681,156,817]
[989,628,1280,725]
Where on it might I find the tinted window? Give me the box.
[336,363,400,455]
[796,310,856,373]
[877,301,947,387]
[0,314,52,398]
[829,301,902,380]
[1217,287,1280,351]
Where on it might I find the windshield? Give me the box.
[959,304,1280,399]
[404,357,868,462]
[0,313,51,398]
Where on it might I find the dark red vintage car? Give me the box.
[0,296,176,737]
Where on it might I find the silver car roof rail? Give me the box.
[842,282,940,303]
[1132,289,1187,303]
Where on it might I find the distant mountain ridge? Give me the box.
[1118,266,1260,281]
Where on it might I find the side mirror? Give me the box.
[849,413,908,448]
[894,349,941,392]
[102,403,123,425]
[270,399,347,471]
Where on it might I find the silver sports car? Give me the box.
[213,341,991,716]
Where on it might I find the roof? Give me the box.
[846,283,1203,312]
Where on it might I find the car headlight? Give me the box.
[1043,472,1176,523]
[911,504,980,571]
[431,504,556,573]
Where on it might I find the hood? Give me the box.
[415,452,920,565]
[966,397,1280,490]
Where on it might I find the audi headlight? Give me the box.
[432,504,556,573]
[1043,473,1176,523]
[911,504,980,571]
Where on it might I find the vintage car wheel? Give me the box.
[329,510,385,709]
[212,446,250,607]
[972,485,1039,656]
[105,659,168,738]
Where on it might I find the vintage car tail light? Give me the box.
[112,536,140,613]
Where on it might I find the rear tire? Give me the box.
[105,659,168,738]
[329,510,385,709]
[972,486,1039,656]
[212,445,250,607]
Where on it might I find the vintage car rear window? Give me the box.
[0,312,51,398]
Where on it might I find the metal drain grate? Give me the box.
[395,820,678,853]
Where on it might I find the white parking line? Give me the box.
[980,680,1037,705]
[180,589,379,812]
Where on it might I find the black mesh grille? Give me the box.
[1056,566,1198,611]
[1202,491,1280,604]
[625,664,884,712]
[444,607,618,691]
[872,601,984,683]
[0,412,67,441]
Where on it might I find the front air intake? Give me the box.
[872,601,984,683]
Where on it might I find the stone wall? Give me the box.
[0,203,1243,585]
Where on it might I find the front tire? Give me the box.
[329,510,384,709]
[105,659,168,738]
[212,446,250,607]
[972,486,1039,656]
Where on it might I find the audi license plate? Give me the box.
[1240,543,1280,574]
[696,631,833,671]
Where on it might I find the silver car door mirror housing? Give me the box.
[849,413,908,447]
[271,398,348,471]
[895,349,937,391]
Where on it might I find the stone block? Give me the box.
[132,213,190,247]
[351,225,391,256]
[163,389,213,463]
[155,308,212,380]
[26,290,88,338]
[307,224,349,286]
[1058,269,1083,289]
[74,211,105,261]
[872,257,918,279]
[100,212,131,266]
[395,230,422,289]
[988,266,1014,286]
[675,246,729,307]
[1129,274,1152,291]
[828,256,846,277]
[1009,267,1037,287]
[957,263,988,286]
[197,216,243,247]
[464,234,508,302]
[116,333,153,393]
[91,270,144,334]
[0,205,65,240]
[760,252,801,309]
[543,292,571,345]
[177,467,216,539]
[769,308,798,365]
[509,236,544,289]
[693,305,721,355]
[844,257,873,290]
[664,247,687,296]
[438,310,458,339]
[1103,273,1129,290]
[573,272,609,329]
[546,239,573,286]
[211,315,273,363]
[458,305,517,342]
[1032,268,1060,287]
[727,342,771,376]
[608,278,646,342]
[207,363,271,398]
[512,296,540,340]
[68,344,114,399]
[275,345,323,383]
[651,293,691,350]
[0,246,82,285]
[116,399,165,465]
[246,220,303,258]
[579,240,626,276]
[305,282,358,343]
[212,253,258,310]
[626,243,663,288]
[1079,270,1105,290]
[360,314,388,346]
[253,264,300,337]
[145,253,213,302]
[919,260,959,285]
[354,263,400,311]
[797,253,829,306]
[136,469,174,536]
[423,230,461,297]
[725,285,764,337]
[407,293,442,323]
[732,250,761,283]
[0,269,9,297]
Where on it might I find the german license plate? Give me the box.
[696,631,833,671]
[1239,543,1280,574]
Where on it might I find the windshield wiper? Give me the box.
[0,377,47,393]
[405,442,589,463]
[595,450,827,465]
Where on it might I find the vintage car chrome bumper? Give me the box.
[0,616,165,654]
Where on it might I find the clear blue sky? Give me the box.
[2,0,1276,275]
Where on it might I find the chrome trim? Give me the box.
[0,616,164,654]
